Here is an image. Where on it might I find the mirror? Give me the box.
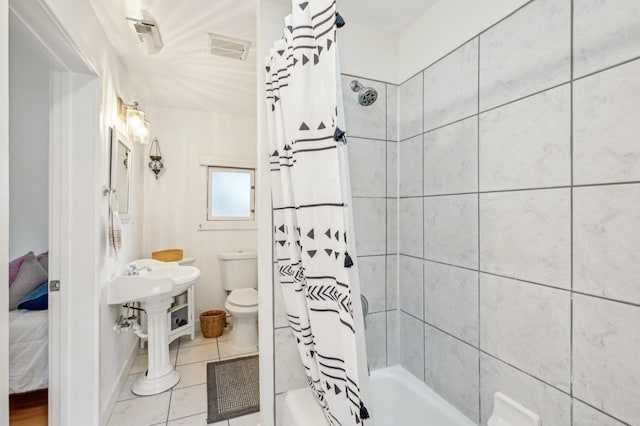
[109,126,132,221]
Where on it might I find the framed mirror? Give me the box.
[109,126,132,222]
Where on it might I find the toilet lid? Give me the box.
[227,288,258,307]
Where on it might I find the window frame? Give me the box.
[206,166,255,222]
[197,156,257,231]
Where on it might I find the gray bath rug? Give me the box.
[207,355,260,423]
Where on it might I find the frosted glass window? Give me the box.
[208,167,254,221]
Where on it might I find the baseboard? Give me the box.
[99,338,139,426]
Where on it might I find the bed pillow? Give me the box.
[17,282,48,310]
[9,252,30,287]
[37,251,49,273]
[9,252,48,311]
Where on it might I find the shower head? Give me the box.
[350,80,378,106]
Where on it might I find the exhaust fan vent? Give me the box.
[208,33,251,61]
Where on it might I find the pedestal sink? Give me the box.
[107,260,201,396]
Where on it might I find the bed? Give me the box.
[8,250,49,394]
[9,309,49,394]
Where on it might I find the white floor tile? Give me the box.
[107,392,171,426]
[217,329,232,342]
[168,384,208,421]
[218,340,257,359]
[229,412,261,426]
[179,331,218,349]
[118,373,144,401]
[177,342,219,366]
[166,412,223,425]
[175,361,208,389]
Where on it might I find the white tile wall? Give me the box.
[399,73,423,140]
[357,256,386,313]
[480,188,571,289]
[479,84,571,191]
[365,312,387,370]
[393,3,640,426]
[573,0,640,78]
[386,142,397,199]
[399,135,423,197]
[573,295,640,425]
[573,59,640,185]
[386,255,398,310]
[399,255,423,320]
[574,184,640,304]
[348,138,386,197]
[352,197,386,256]
[423,117,478,196]
[480,354,572,425]
[572,400,627,426]
[399,198,423,258]
[386,199,397,255]
[479,0,571,111]
[424,261,478,345]
[399,311,424,380]
[424,326,479,423]
[423,38,479,131]
[386,84,398,141]
[424,194,478,269]
[480,274,571,391]
[341,75,387,140]
[386,310,399,366]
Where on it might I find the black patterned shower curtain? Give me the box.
[265,1,370,425]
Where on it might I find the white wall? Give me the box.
[41,0,146,421]
[398,0,530,82]
[0,0,9,423]
[142,105,257,316]
[8,32,50,260]
[339,21,398,83]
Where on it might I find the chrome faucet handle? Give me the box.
[127,264,152,275]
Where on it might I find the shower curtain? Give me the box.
[265,1,370,425]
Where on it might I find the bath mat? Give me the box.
[207,355,260,423]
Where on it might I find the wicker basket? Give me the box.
[200,310,226,338]
[152,248,183,262]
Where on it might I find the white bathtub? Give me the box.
[284,365,476,426]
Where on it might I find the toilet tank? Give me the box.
[218,251,257,291]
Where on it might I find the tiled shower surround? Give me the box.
[397,0,640,425]
[272,74,398,423]
[272,0,640,424]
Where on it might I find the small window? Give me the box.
[207,167,255,221]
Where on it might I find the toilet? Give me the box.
[219,251,258,349]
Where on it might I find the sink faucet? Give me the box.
[127,264,152,275]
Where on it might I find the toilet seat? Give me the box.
[227,288,258,308]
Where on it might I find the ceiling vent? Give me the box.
[208,33,251,61]
[126,9,163,55]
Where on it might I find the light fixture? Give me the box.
[126,5,163,55]
[118,97,151,144]
[148,138,164,179]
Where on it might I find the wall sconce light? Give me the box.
[118,97,151,144]
[148,138,164,179]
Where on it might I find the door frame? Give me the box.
[5,0,101,424]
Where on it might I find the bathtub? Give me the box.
[284,365,476,426]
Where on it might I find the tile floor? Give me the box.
[107,330,260,426]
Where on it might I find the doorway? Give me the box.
[3,1,102,424]
[7,18,51,425]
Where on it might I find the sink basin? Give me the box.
[106,261,200,305]
[107,259,201,396]
[144,265,200,297]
